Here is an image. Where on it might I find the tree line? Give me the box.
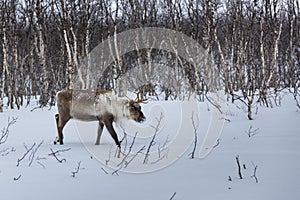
[0,0,299,118]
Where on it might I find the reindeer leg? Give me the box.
[103,114,121,148]
[95,121,104,145]
[55,114,70,145]
[54,114,60,145]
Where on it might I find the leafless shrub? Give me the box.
[0,117,17,145]
[143,112,164,164]
[150,136,169,164]
[117,132,138,168]
[245,126,260,138]
[16,140,44,167]
[251,162,259,183]
[106,145,118,166]
[71,161,84,177]
[112,133,146,173]
[124,145,146,168]
[119,125,128,152]
[230,157,259,183]
[205,94,223,114]
[291,88,300,110]
[16,143,36,167]
[28,140,44,166]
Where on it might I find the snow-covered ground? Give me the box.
[0,92,299,200]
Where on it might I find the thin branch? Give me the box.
[0,117,17,145]
[124,145,146,168]
[101,167,109,174]
[119,125,128,152]
[16,143,36,167]
[0,148,10,156]
[48,147,71,156]
[213,138,220,148]
[106,145,116,166]
[111,169,120,176]
[245,125,259,138]
[126,132,138,156]
[205,94,223,114]
[190,112,199,159]
[117,132,138,167]
[28,140,44,166]
[49,148,70,163]
[71,161,83,177]
[143,112,163,164]
[13,174,22,181]
[170,192,177,200]
[293,90,300,110]
[235,155,243,179]
[30,105,43,112]
[37,161,46,169]
[150,150,168,165]
[251,162,259,183]
[150,136,170,164]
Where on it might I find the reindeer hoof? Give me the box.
[54,137,60,145]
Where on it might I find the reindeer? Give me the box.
[54,89,146,148]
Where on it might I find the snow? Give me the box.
[0,92,300,200]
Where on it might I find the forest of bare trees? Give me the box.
[0,0,299,119]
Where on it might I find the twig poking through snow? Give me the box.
[28,140,44,166]
[251,162,259,183]
[111,170,119,176]
[48,148,71,163]
[235,155,243,179]
[71,161,83,177]
[0,148,10,156]
[190,112,199,159]
[16,143,36,167]
[101,167,109,174]
[117,132,138,168]
[245,125,259,138]
[170,192,177,200]
[119,125,128,152]
[124,145,146,167]
[143,112,164,164]
[205,94,223,114]
[37,161,46,169]
[13,174,22,181]
[213,139,220,148]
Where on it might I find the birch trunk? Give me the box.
[267,9,283,88]
[63,29,74,90]
[0,26,8,112]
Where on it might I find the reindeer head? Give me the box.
[126,89,147,123]
[127,99,146,123]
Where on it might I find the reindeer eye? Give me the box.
[129,105,136,111]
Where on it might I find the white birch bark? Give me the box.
[0,25,8,112]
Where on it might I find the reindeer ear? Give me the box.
[129,99,135,105]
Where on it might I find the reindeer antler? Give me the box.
[129,85,148,104]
